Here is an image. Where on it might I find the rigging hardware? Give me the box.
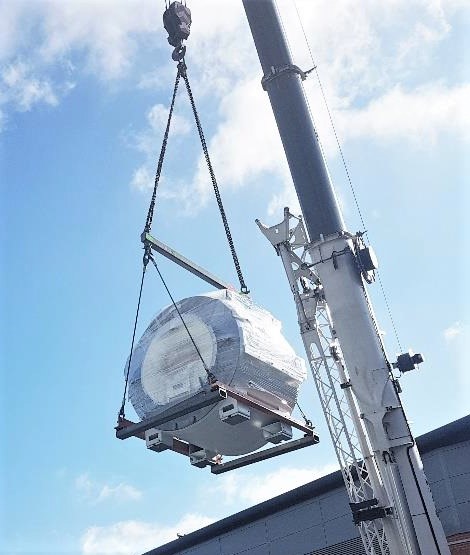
[142,232,230,290]
[261,63,314,90]
[163,1,191,61]
[118,252,148,420]
[118,2,249,421]
[179,61,250,294]
[147,252,217,384]
[142,61,248,294]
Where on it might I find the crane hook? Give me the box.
[163,1,191,62]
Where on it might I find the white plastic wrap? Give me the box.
[127,290,306,420]
[126,290,306,455]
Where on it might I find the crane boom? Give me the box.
[242,1,450,554]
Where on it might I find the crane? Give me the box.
[242,1,451,554]
[119,2,451,553]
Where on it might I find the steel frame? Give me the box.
[258,209,390,555]
[142,232,230,290]
[116,380,319,473]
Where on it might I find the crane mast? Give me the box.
[242,1,450,554]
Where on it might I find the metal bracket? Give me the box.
[115,387,222,440]
[116,381,319,473]
[216,383,315,435]
[350,498,393,525]
[261,64,315,90]
[211,435,318,474]
[256,208,307,248]
[141,232,230,290]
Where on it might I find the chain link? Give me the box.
[144,68,182,234]
[179,61,249,294]
[118,253,149,420]
[119,56,250,418]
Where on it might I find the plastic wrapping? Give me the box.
[127,290,306,423]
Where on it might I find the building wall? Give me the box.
[448,533,470,555]
[165,438,470,555]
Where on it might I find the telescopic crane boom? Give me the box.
[242,1,450,554]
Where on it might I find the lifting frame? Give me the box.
[116,381,319,474]
[116,232,319,474]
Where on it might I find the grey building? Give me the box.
[144,415,470,555]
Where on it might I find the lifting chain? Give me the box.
[179,61,249,294]
[118,3,249,419]
[143,59,249,294]
[144,68,181,234]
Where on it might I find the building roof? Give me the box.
[144,415,470,555]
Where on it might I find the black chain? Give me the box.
[144,67,182,234]
[118,55,249,418]
[118,250,150,420]
[179,61,249,294]
[296,401,313,428]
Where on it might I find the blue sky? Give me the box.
[1,0,469,553]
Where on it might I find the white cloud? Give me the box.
[441,321,469,413]
[443,321,464,342]
[188,77,286,208]
[1,0,468,210]
[129,102,191,192]
[75,473,142,504]
[138,64,175,91]
[337,83,470,147]
[0,2,29,63]
[267,183,302,218]
[1,61,59,111]
[0,59,75,130]
[147,104,191,137]
[132,102,190,157]
[210,463,338,506]
[0,0,161,129]
[130,166,154,193]
[95,483,142,503]
[36,0,159,80]
[81,514,214,555]
[126,0,469,215]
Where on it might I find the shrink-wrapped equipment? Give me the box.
[127,290,306,456]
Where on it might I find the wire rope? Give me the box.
[292,0,403,352]
[118,257,148,419]
[148,254,216,383]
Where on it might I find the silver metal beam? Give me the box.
[116,389,222,440]
[211,435,319,475]
[142,232,230,290]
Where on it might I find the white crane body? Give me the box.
[243,0,451,553]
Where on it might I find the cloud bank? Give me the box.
[75,473,142,504]
[81,513,214,555]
